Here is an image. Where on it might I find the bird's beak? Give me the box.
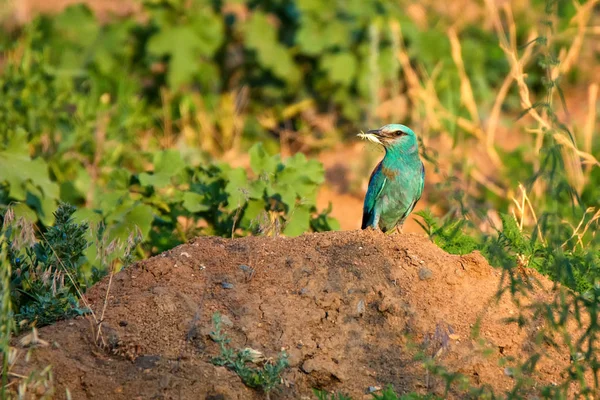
[357,129,383,145]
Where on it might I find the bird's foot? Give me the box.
[395,225,404,235]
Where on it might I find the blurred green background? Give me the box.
[0,0,598,282]
[2,2,600,396]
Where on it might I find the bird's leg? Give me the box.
[396,224,404,235]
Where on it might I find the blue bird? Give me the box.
[358,124,425,233]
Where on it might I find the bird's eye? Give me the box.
[395,130,406,136]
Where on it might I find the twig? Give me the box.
[511,184,545,244]
[583,83,598,155]
[486,37,535,153]
[160,87,173,149]
[95,261,116,346]
[448,27,480,126]
[558,0,599,76]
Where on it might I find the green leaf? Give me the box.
[249,143,280,176]
[322,21,352,50]
[224,168,249,211]
[25,187,57,226]
[241,198,267,227]
[296,18,326,56]
[139,150,186,188]
[321,53,357,86]
[283,205,311,237]
[182,192,210,213]
[155,149,186,175]
[73,208,103,226]
[147,16,224,88]
[247,179,267,199]
[325,216,340,231]
[96,190,131,213]
[108,203,154,242]
[0,129,59,203]
[11,202,38,222]
[244,12,300,85]
[295,0,330,14]
[51,4,100,69]
[139,172,168,188]
[107,169,132,191]
[189,12,224,55]
[275,154,324,204]
[410,30,452,68]
[91,21,134,76]
[52,4,98,45]
[73,168,92,197]
[267,181,296,208]
[285,154,325,184]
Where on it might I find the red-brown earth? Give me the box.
[11,230,584,399]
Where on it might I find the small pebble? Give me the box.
[418,267,433,280]
[367,386,381,393]
[119,320,128,327]
[356,300,366,315]
[220,315,234,327]
[239,264,255,279]
[239,264,254,273]
[221,282,234,289]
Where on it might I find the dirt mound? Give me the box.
[13,230,573,399]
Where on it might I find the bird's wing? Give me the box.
[417,162,425,201]
[402,161,425,219]
[361,162,387,229]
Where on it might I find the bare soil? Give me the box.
[12,230,578,399]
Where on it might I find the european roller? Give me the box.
[358,124,425,233]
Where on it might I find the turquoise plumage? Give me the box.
[358,124,425,233]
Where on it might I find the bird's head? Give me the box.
[357,124,418,153]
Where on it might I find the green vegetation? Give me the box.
[313,390,352,400]
[210,313,289,395]
[0,203,141,329]
[0,211,14,398]
[8,204,90,326]
[0,0,599,398]
[0,3,340,252]
[314,386,443,400]
[405,0,600,396]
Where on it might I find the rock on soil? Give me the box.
[12,230,577,399]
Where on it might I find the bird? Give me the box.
[358,123,425,234]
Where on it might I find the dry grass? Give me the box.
[511,183,544,244]
[1,213,55,398]
[488,0,599,197]
[387,0,599,230]
[178,88,247,158]
[563,207,600,250]
[91,228,141,348]
[1,210,142,398]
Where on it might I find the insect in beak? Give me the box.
[357,129,382,145]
